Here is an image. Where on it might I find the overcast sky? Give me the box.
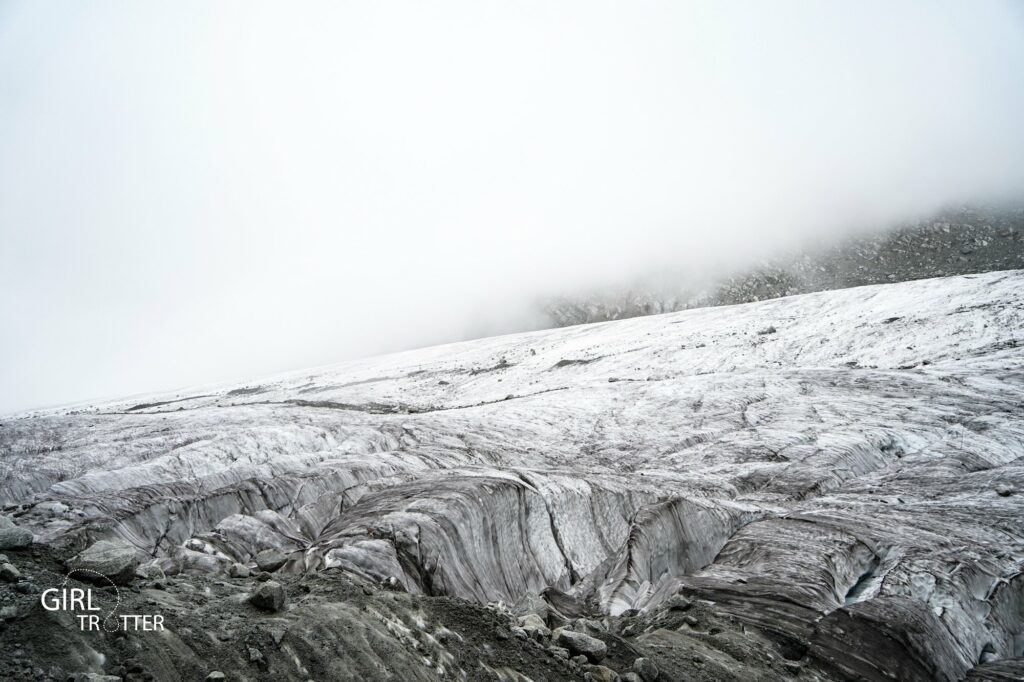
[2,1,1023,414]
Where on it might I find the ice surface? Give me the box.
[2,271,1023,680]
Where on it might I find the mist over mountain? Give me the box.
[3,1,1024,413]
[543,204,1024,326]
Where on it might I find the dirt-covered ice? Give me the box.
[2,271,1023,681]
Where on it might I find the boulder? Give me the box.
[512,591,550,620]
[255,548,287,573]
[520,612,546,628]
[134,562,166,581]
[0,527,32,550]
[205,673,226,681]
[574,618,606,636]
[247,646,265,667]
[519,613,551,640]
[633,657,659,681]
[554,628,607,662]
[66,540,139,585]
[581,664,617,682]
[0,562,21,582]
[0,515,14,529]
[249,580,286,612]
[228,563,251,578]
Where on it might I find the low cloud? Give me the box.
[2,1,1023,412]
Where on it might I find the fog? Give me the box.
[1,1,1023,413]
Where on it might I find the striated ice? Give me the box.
[2,271,1023,680]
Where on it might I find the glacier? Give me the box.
[1,271,1023,681]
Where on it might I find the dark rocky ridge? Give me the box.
[545,205,1024,326]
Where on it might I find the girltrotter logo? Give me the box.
[40,569,164,632]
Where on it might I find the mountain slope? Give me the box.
[2,271,1023,681]
[545,205,1024,326]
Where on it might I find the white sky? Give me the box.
[2,1,1023,413]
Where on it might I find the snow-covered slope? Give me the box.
[2,271,1023,681]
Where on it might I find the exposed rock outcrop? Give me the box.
[544,205,1024,326]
